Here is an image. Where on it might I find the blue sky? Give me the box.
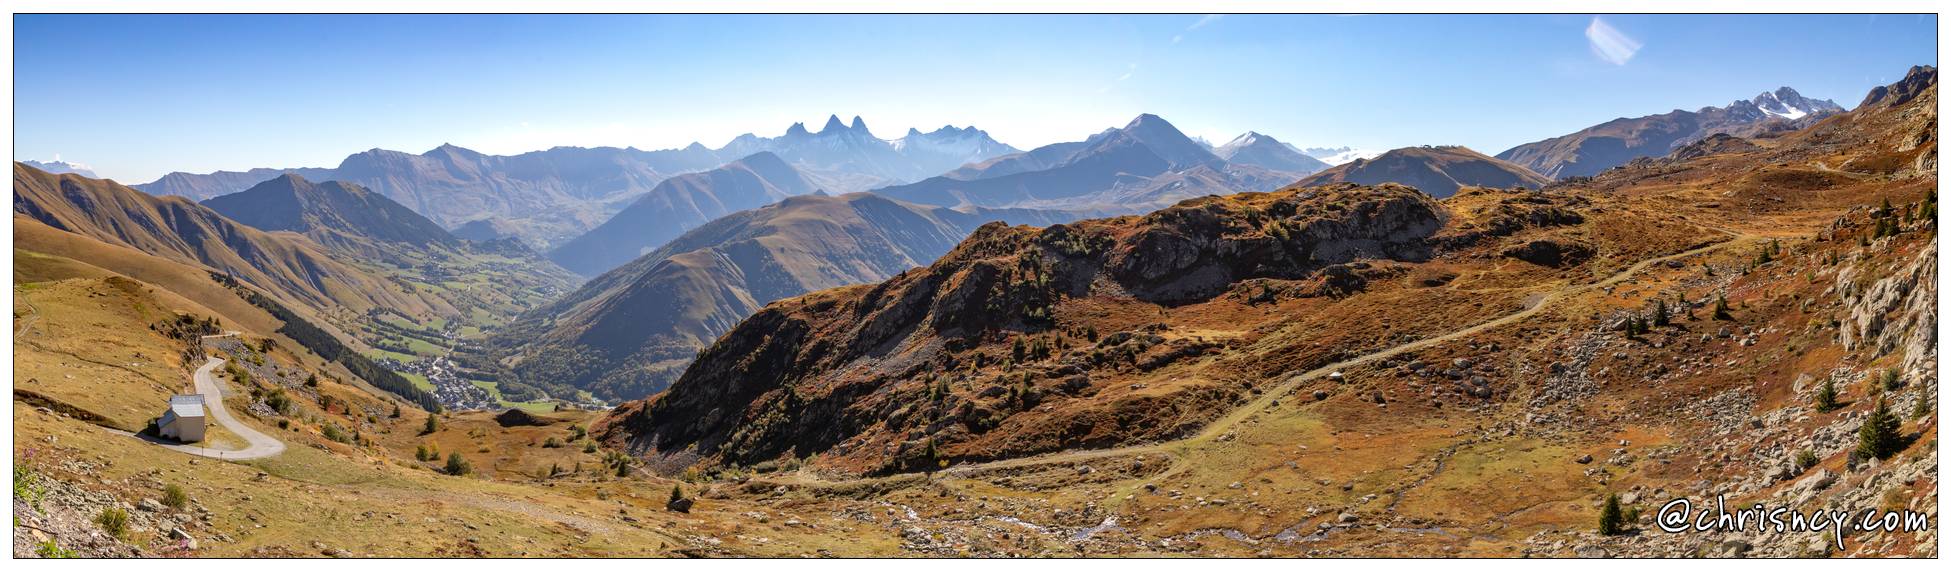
[14,13,1938,182]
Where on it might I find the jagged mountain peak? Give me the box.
[1745,86,1842,120]
[820,114,849,134]
[1860,65,1937,108]
[1114,113,1218,168]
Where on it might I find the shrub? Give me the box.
[583,441,598,454]
[444,453,472,476]
[322,423,353,444]
[264,389,293,416]
[35,539,76,558]
[13,461,44,509]
[542,437,563,448]
[422,415,440,435]
[96,507,130,538]
[1814,377,1840,413]
[1795,450,1819,472]
[162,484,188,509]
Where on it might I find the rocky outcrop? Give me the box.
[1859,65,1936,109]
[493,408,557,427]
[1837,241,1935,374]
[1502,238,1594,267]
[1668,133,1761,162]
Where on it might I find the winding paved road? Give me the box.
[135,355,286,460]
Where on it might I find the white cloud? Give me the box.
[1585,16,1642,66]
[1117,63,1137,82]
[1173,14,1223,44]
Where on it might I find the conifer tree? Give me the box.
[1856,398,1902,461]
[1598,493,1625,535]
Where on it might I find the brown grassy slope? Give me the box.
[15,220,286,336]
[13,163,449,317]
[545,151,818,276]
[494,192,1079,401]
[1296,146,1550,198]
[596,180,1716,475]
[14,276,234,430]
[12,273,912,556]
[201,173,458,249]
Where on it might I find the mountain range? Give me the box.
[873,114,1311,212]
[14,164,448,316]
[11,58,1940,558]
[593,67,1938,481]
[720,116,1022,191]
[1302,146,1383,166]
[202,174,460,250]
[18,159,97,178]
[544,152,824,276]
[1213,132,1332,173]
[1296,145,1550,197]
[132,118,1022,250]
[491,192,1084,400]
[1496,86,1843,179]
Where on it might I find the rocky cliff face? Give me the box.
[1837,239,1935,374]
[596,183,1448,472]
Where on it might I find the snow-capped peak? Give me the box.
[1746,87,1842,121]
[890,124,1015,160]
[1301,146,1382,166]
[20,158,97,178]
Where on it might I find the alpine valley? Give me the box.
[12,54,1939,562]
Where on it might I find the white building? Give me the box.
[159,394,207,443]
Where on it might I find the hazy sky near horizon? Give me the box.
[15,13,1938,182]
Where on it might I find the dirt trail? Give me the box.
[1812,161,1873,180]
[15,296,41,338]
[930,229,1750,479]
